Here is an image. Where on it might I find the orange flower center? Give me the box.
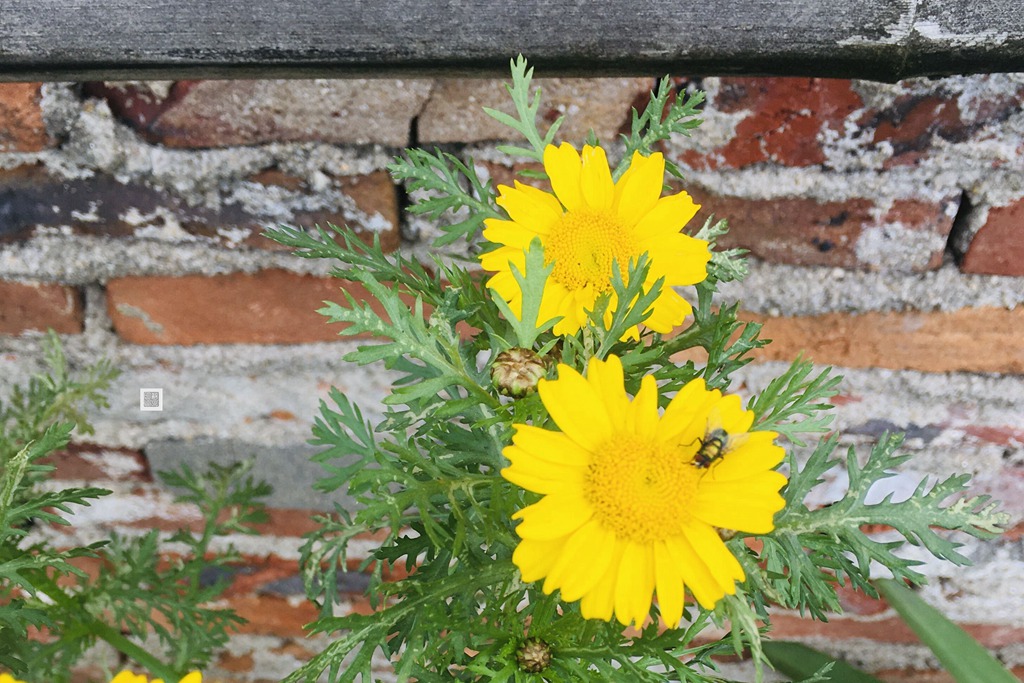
[583,433,701,543]
[545,209,637,292]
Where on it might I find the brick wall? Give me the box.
[1,74,1023,682]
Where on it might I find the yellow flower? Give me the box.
[501,355,787,628]
[481,143,710,337]
[109,672,202,683]
[0,674,28,683]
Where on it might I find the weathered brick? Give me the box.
[106,270,391,345]
[419,77,650,144]
[87,79,432,148]
[0,83,51,152]
[0,281,83,334]
[0,164,400,251]
[44,444,150,482]
[748,307,1024,373]
[868,93,966,168]
[960,198,1024,276]
[674,77,863,170]
[770,612,1024,649]
[687,187,957,271]
[228,594,320,637]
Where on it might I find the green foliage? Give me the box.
[0,334,269,681]
[483,55,564,164]
[760,433,1009,622]
[763,642,880,683]
[269,57,1009,683]
[876,579,1018,683]
[616,77,705,181]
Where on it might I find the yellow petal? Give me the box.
[654,540,685,628]
[544,143,583,211]
[682,522,745,586]
[633,191,700,242]
[509,424,593,468]
[483,218,542,249]
[626,374,660,439]
[496,181,563,234]
[642,288,692,334]
[503,444,585,495]
[643,232,711,286]
[657,378,719,446]
[178,674,202,683]
[514,537,566,582]
[615,151,665,226]
[537,279,572,331]
[584,355,628,431]
[664,534,725,609]
[579,541,624,621]
[580,145,614,211]
[614,541,655,627]
[513,492,594,540]
[693,473,788,533]
[480,245,526,274]
[538,364,613,451]
[709,432,786,481]
[714,394,756,435]
[543,518,615,599]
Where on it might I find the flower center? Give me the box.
[545,209,637,292]
[583,433,701,543]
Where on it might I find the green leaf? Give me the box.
[763,641,882,682]
[388,148,501,246]
[616,78,705,180]
[489,237,560,348]
[877,579,1018,683]
[485,55,562,162]
[748,356,841,447]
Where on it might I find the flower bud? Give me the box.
[515,636,552,673]
[491,347,546,398]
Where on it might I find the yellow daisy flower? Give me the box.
[501,355,787,628]
[0,674,27,683]
[109,672,202,683]
[481,143,710,336]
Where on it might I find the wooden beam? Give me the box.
[2,0,1023,83]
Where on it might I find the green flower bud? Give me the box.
[491,347,546,398]
[515,636,552,673]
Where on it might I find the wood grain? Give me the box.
[1,0,1023,82]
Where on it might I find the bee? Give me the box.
[691,428,729,469]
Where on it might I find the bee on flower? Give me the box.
[501,355,787,628]
[481,143,711,337]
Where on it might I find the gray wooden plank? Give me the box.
[1,0,1023,82]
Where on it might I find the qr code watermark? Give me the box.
[140,388,163,411]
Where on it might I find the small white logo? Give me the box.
[140,388,163,411]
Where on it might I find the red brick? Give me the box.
[229,594,320,637]
[87,79,432,148]
[960,199,1024,276]
[687,189,956,270]
[0,83,51,152]
[43,444,150,482]
[748,307,1024,374]
[106,270,415,345]
[216,651,255,673]
[771,612,1024,649]
[0,281,83,335]
[876,669,1024,683]
[0,164,399,251]
[419,78,650,145]
[869,94,966,167]
[676,77,863,170]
